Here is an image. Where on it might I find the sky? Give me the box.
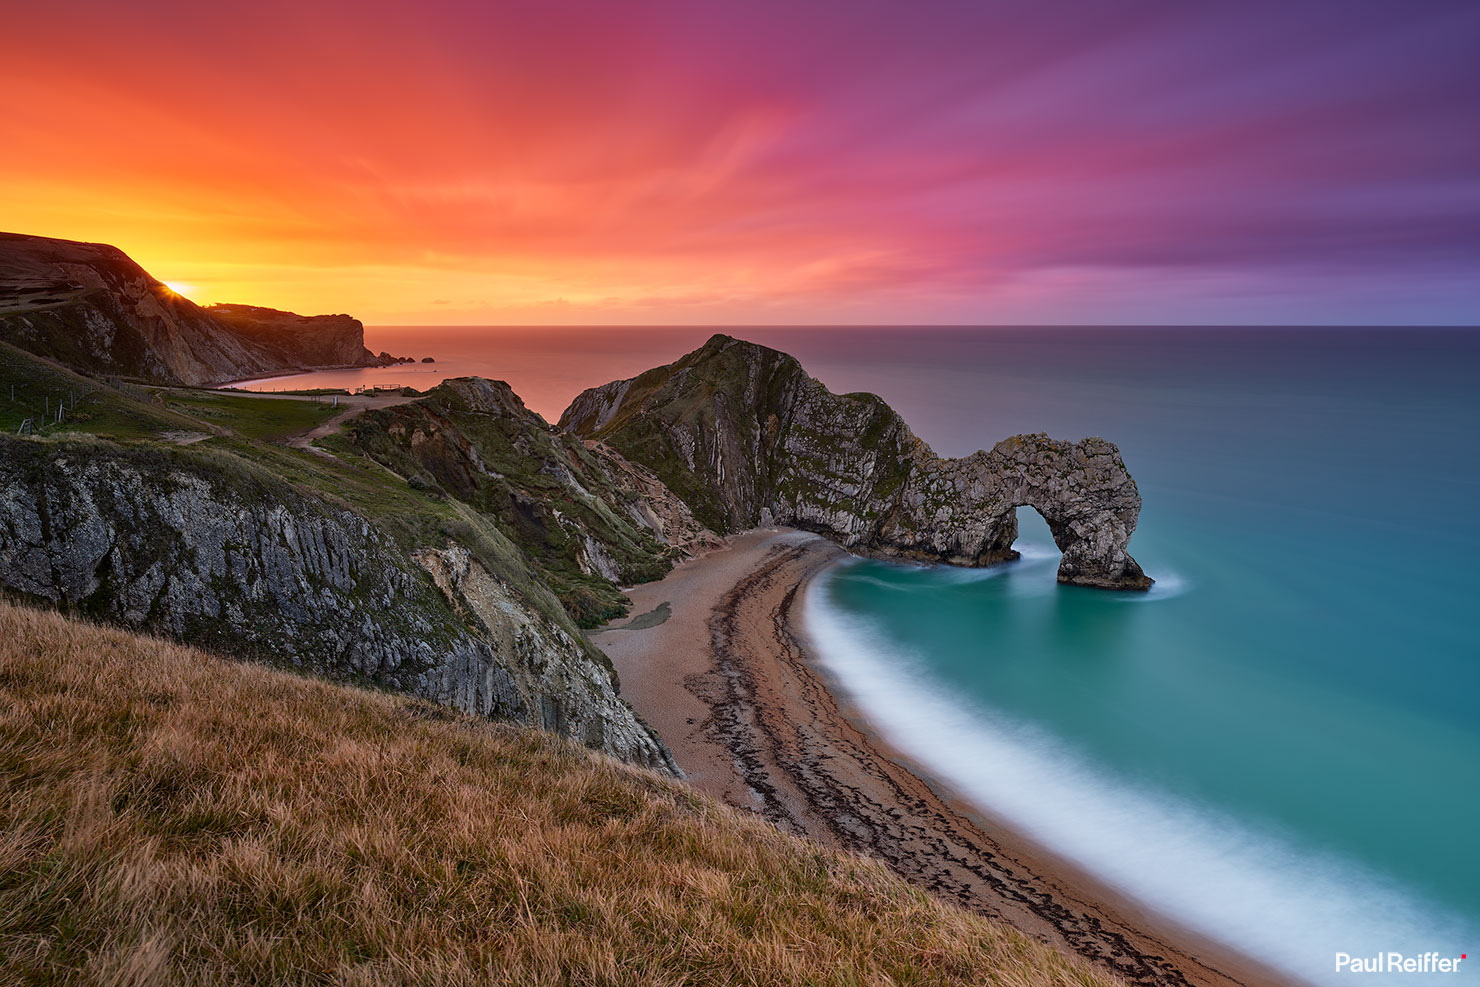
[2,0,1478,325]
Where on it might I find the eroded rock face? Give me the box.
[0,438,678,772]
[562,335,1151,589]
[205,304,380,370]
[416,544,679,775]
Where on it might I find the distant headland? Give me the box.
[0,232,415,387]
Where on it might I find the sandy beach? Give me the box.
[593,529,1291,987]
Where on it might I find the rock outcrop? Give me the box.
[343,376,720,625]
[0,438,678,773]
[562,334,1150,589]
[0,233,401,385]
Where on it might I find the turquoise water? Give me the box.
[253,324,1479,983]
[797,328,1480,986]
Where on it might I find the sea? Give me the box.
[237,326,1480,986]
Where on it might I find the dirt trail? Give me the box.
[213,389,419,454]
[283,393,415,451]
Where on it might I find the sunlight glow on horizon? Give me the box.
[161,281,198,300]
[2,0,1476,326]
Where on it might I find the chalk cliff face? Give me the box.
[0,439,678,773]
[561,334,1150,589]
[0,233,397,386]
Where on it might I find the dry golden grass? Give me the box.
[0,601,1122,987]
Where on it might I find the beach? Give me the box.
[593,529,1287,987]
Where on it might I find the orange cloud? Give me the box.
[3,0,1475,324]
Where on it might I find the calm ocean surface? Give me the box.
[243,326,1480,985]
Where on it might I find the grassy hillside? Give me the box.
[0,341,203,441]
[0,340,335,444]
[0,601,1120,987]
[0,342,672,630]
[0,343,615,642]
[159,390,337,440]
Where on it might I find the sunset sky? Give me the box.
[3,0,1477,325]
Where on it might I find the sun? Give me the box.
[162,281,196,298]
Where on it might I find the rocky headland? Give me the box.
[342,375,721,626]
[562,333,1150,589]
[0,233,410,386]
[206,302,413,373]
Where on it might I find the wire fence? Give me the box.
[9,380,107,435]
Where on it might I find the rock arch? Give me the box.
[994,434,1151,589]
[869,433,1152,589]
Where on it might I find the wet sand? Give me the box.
[593,528,1293,987]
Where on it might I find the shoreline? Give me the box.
[212,359,418,389]
[594,529,1292,987]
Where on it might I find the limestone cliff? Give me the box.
[0,233,401,386]
[206,303,392,370]
[0,437,678,773]
[561,334,1150,589]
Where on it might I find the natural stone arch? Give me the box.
[868,433,1152,590]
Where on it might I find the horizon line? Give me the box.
[362,322,1480,329]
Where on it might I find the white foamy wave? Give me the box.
[1012,540,1061,563]
[845,574,917,591]
[802,571,1476,987]
[1112,567,1190,602]
[1146,568,1188,597]
[922,563,1014,584]
[847,565,1009,590]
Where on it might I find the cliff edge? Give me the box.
[0,437,677,773]
[205,303,381,370]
